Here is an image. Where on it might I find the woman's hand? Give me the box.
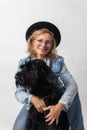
[43,103,64,125]
[30,95,46,113]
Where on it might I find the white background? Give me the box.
[0,0,87,129]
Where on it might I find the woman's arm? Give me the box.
[14,57,46,111]
[15,86,32,109]
[43,57,78,125]
[59,61,78,111]
[14,57,33,109]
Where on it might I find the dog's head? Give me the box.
[15,59,56,90]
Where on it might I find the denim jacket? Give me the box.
[15,56,78,111]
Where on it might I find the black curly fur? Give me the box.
[15,59,69,130]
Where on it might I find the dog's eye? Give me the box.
[20,65,25,69]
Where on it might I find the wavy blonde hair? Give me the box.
[27,29,58,59]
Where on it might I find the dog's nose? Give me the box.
[15,74,22,85]
[15,74,19,80]
[15,74,20,83]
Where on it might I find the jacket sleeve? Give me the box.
[58,60,78,111]
[14,57,32,110]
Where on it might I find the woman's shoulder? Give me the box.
[53,55,64,63]
[18,56,31,66]
[50,55,64,72]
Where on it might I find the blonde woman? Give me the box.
[13,21,84,130]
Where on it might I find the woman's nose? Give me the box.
[41,42,47,47]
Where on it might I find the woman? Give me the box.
[13,21,84,130]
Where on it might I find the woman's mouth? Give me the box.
[38,47,48,51]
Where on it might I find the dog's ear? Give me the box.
[31,59,45,67]
[41,62,56,83]
[33,59,56,83]
[45,67,56,83]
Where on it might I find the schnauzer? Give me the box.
[15,59,69,130]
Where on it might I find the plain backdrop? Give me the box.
[0,0,87,129]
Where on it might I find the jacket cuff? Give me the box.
[24,94,33,110]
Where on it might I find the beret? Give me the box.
[25,21,61,47]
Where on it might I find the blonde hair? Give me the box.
[27,29,58,59]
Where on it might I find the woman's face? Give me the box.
[32,33,53,59]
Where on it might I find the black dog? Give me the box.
[15,59,69,130]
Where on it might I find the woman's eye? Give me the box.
[38,39,43,43]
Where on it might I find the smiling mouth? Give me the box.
[39,48,48,51]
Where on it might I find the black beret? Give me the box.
[25,21,61,47]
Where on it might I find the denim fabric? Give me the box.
[13,106,28,130]
[13,56,84,130]
[15,56,78,110]
[67,93,84,130]
[13,94,84,130]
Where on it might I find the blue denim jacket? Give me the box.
[15,56,78,111]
